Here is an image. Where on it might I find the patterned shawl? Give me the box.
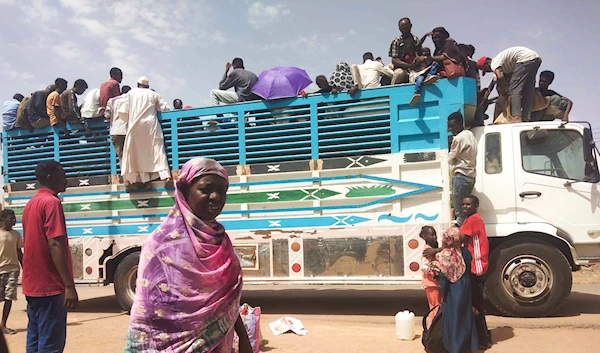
[436,227,466,283]
[329,62,354,91]
[126,158,242,353]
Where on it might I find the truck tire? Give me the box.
[485,239,572,318]
[114,251,140,313]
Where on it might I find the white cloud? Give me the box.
[59,0,97,15]
[52,40,88,63]
[23,0,58,22]
[0,0,16,5]
[247,2,291,29]
[71,18,107,37]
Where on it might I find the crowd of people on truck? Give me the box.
[0,15,578,353]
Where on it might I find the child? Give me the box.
[407,43,440,106]
[0,209,22,335]
[420,226,441,309]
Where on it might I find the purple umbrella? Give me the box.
[251,66,313,100]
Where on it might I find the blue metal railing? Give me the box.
[2,78,476,183]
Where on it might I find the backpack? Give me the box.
[422,305,447,353]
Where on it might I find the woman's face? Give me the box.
[185,174,228,221]
[432,32,446,46]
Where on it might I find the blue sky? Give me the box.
[1,0,599,136]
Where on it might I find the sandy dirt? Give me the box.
[4,281,600,353]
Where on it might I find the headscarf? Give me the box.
[436,227,466,283]
[126,158,242,353]
[330,62,354,91]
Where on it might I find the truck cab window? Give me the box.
[520,129,586,180]
[485,133,502,174]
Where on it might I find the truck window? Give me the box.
[520,130,585,180]
[485,133,502,174]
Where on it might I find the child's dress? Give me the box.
[422,244,441,309]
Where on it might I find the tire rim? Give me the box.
[501,255,552,302]
[125,265,138,303]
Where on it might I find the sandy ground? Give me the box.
[4,281,600,353]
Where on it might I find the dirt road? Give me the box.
[4,284,600,352]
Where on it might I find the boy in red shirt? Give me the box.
[460,195,492,349]
[22,161,78,352]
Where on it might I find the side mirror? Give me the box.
[583,127,595,163]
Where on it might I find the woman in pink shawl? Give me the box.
[125,158,252,353]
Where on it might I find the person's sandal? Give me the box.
[409,93,421,106]
[423,75,439,85]
[2,328,16,335]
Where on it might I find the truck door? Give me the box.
[513,125,600,244]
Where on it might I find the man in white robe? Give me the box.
[119,76,171,188]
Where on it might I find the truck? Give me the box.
[2,77,599,317]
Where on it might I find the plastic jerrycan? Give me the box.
[395,310,416,340]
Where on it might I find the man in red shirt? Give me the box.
[99,67,123,114]
[460,195,492,349]
[22,161,78,352]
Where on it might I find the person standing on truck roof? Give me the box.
[22,161,78,353]
[447,111,477,227]
[60,79,91,133]
[105,85,132,176]
[389,17,422,85]
[125,158,253,353]
[100,67,123,115]
[120,76,171,189]
[477,46,542,123]
[2,93,24,131]
[210,58,259,106]
[0,209,23,336]
[459,195,491,349]
[46,78,71,136]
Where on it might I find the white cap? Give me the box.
[137,76,149,86]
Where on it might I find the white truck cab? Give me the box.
[472,121,600,316]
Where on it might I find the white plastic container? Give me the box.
[395,310,416,340]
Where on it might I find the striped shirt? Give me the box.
[460,213,489,276]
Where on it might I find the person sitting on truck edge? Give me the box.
[105,85,132,177]
[447,111,477,227]
[477,46,542,123]
[348,52,394,95]
[406,38,440,106]
[47,78,71,137]
[459,44,480,91]
[2,93,24,131]
[100,67,123,115]
[119,76,171,190]
[459,195,491,349]
[0,209,23,335]
[22,161,78,353]
[60,79,92,133]
[329,62,355,91]
[388,17,423,85]
[125,158,253,353]
[27,85,54,129]
[80,88,103,119]
[537,70,573,122]
[211,58,259,106]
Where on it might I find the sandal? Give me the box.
[2,328,16,335]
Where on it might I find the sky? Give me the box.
[1,0,600,136]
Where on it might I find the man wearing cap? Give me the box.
[477,47,542,123]
[119,77,171,190]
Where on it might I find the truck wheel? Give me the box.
[485,239,572,317]
[114,252,140,313]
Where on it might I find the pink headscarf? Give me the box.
[126,158,242,352]
[436,227,466,283]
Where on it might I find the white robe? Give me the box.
[119,88,171,184]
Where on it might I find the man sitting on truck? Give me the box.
[447,111,477,227]
[46,78,71,136]
[537,70,573,122]
[388,17,422,85]
[27,85,55,129]
[348,52,394,95]
[210,58,259,106]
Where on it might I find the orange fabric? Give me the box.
[425,287,441,309]
[46,91,63,126]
